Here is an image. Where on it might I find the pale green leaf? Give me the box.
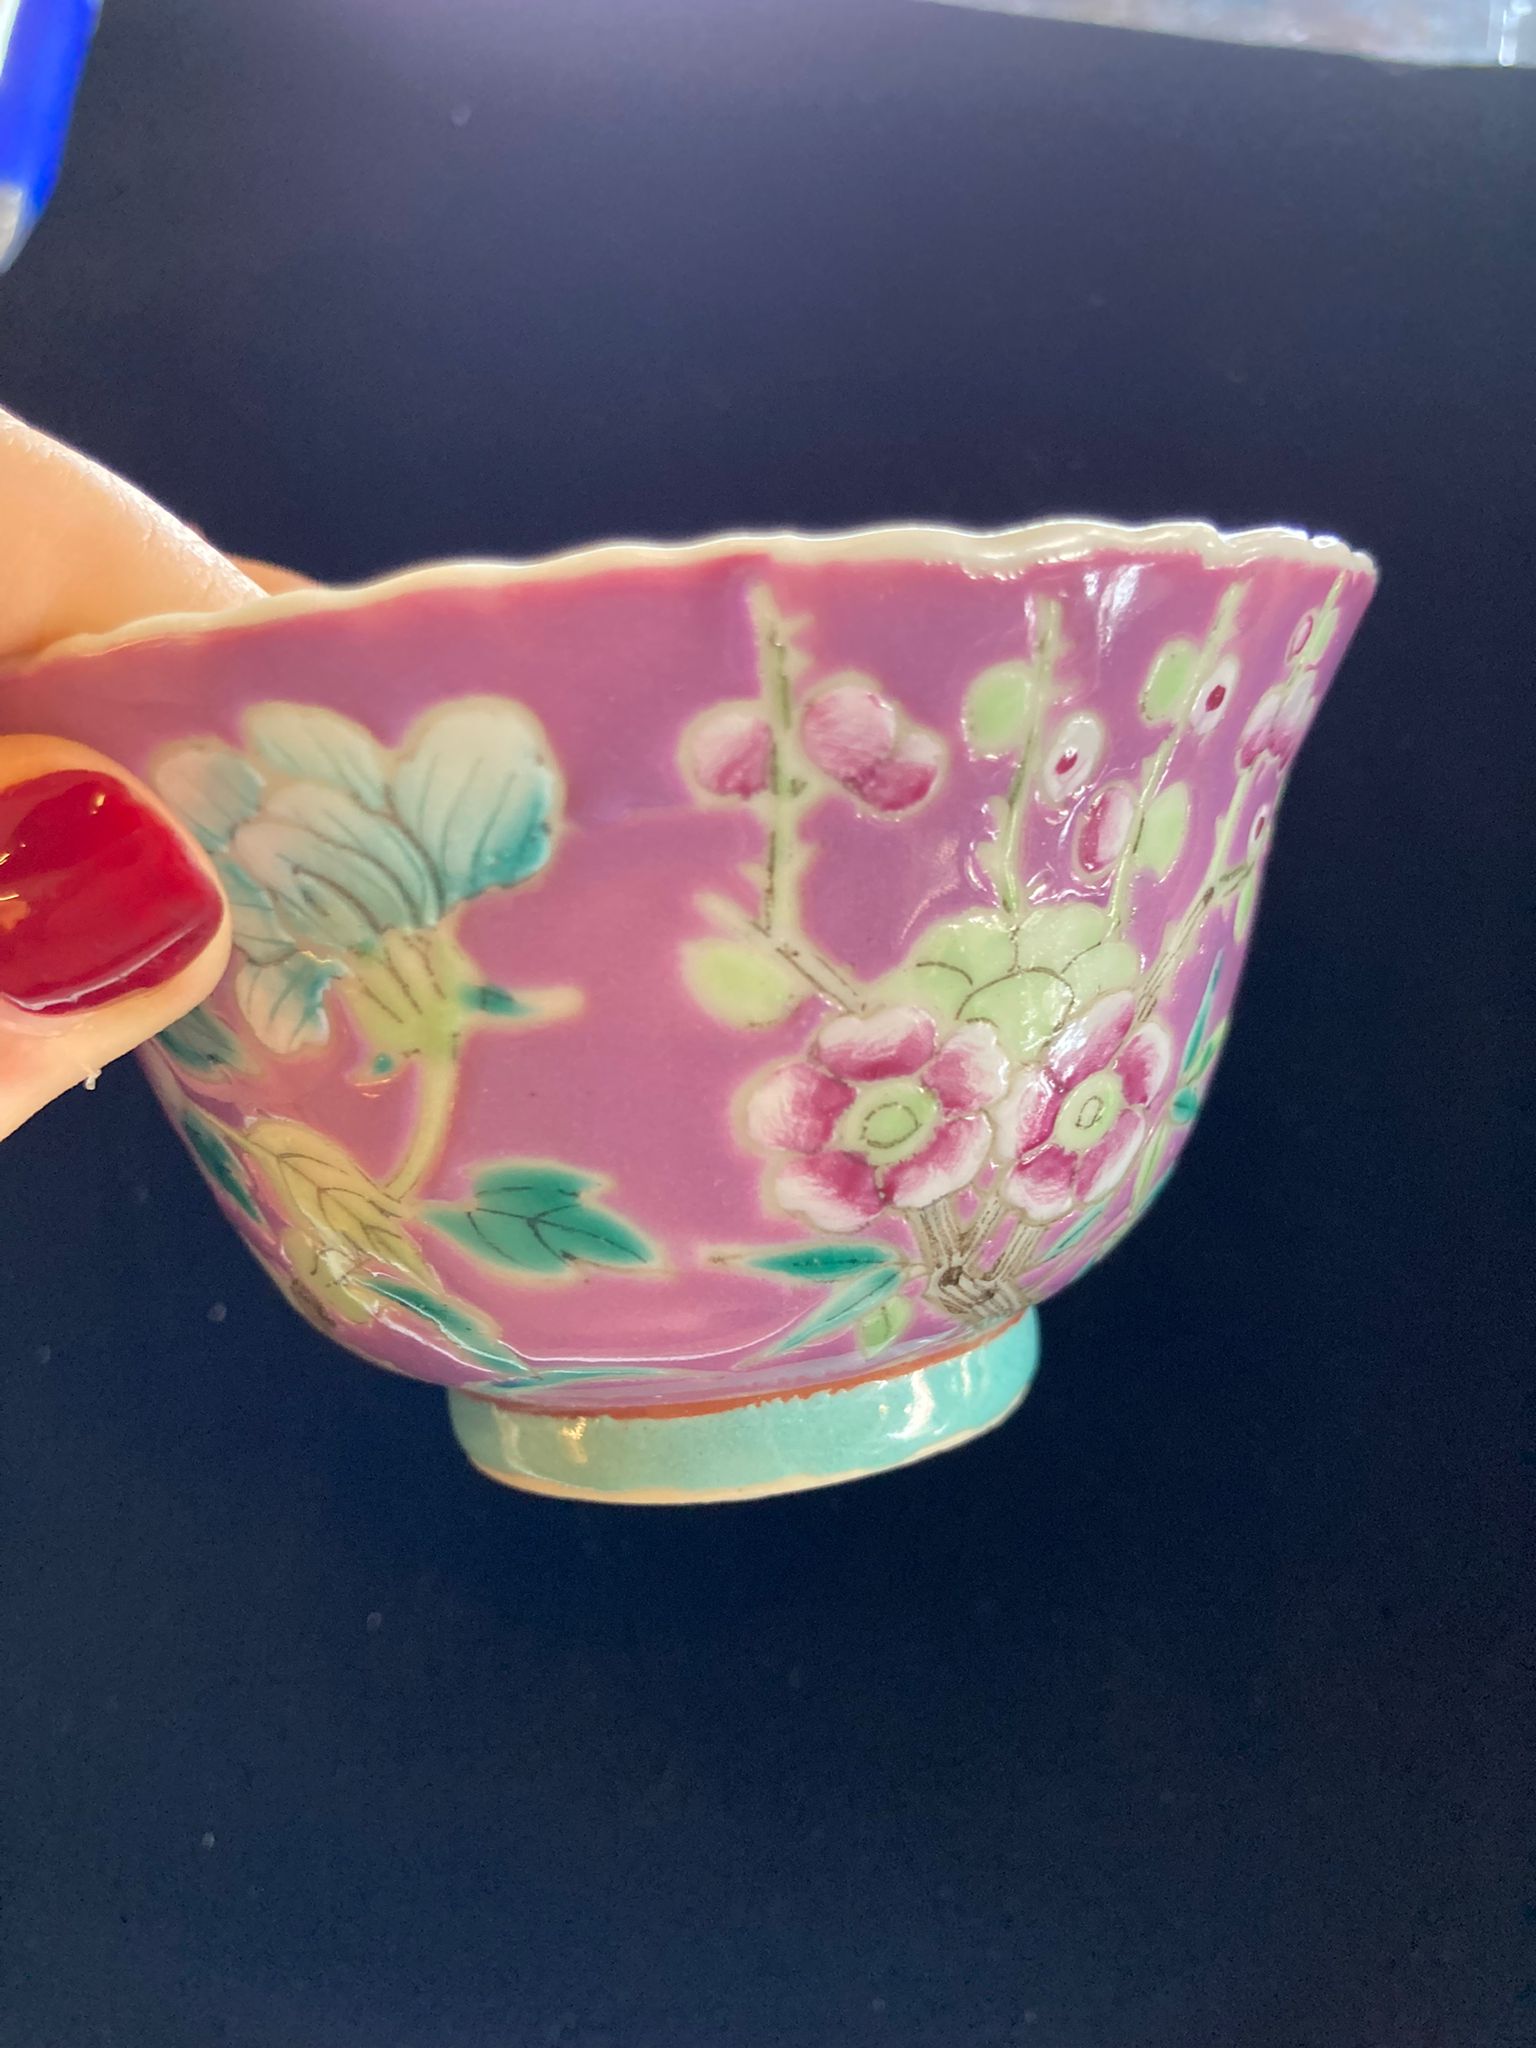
[1140,638,1199,726]
[958,967,1072,1062]
[962,660,1041,758]
[682,939,803,1028]
[1135,782,1190,878]
[858,1296,914,1357]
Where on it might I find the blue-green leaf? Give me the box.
[425,1161,653,1275]
[770,1263,903,1356]
[1170,1085,1200,1126]
[1182,951,1225,1076]
[181,1110,261,1221]
[463,984,531,1018]
[463,1164,595,1217]
[1045,1202,1107,1257]
[1186,1018,1228,1085]
[157,1003,243,1075]
[749,1242,898,1282]
[365,1275,530,1374]
[365,1275,672,1391]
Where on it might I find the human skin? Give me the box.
[0,406,306,1138]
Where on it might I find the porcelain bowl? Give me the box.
[0,519,1375,1501]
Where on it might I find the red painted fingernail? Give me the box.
[0,769,223,1014]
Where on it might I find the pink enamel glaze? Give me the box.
[0,520,1374,1465]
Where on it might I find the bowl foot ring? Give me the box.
[447,1312,1040,1505]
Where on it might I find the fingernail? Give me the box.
[0,770,223,1014]
[0,0,101,272]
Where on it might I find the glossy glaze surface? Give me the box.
[0,523,1374,1427]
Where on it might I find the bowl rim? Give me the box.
[26,514,1377,667]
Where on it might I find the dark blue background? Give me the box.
[1,3,1530,2043]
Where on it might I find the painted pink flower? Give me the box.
[685,702,774,798]
[1072,781,1137,877]
[799,678,944,815]
[1189,655,1239,736]
[1287,610,1318,661]
[1040,710,1105,805]
[747,1005,1008,1231]
[989,992,1173,1223]
[1239,671,1317,769]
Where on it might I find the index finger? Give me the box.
[0,407,264,662]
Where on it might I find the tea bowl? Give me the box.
[0,519,1375,1502]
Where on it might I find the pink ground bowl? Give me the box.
[0,519,1375,1502]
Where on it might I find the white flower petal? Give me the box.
[153,741,263,851]
[234,785,438,951]
[263,782,439,926]
[392,699,561,909]
[244,704,388,809]
[221,859,290,965]
[235,955,341,1054]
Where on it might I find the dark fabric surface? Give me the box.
[0,4,1530,2043]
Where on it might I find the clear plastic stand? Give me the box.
[924,0,1535,66]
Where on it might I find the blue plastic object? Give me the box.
[0,0,101,271]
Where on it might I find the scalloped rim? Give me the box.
[24,515,1375,668]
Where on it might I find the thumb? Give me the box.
[0,406,271,1138]
[0,734,230,1139]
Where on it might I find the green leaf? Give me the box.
[770,1263,903,1356]
[1233,874,1258,942]
[364,1275,672,1389]
[469,1165,596,1216]
[247,1117,431,1280]
[1140,638,1199,725]
[1187,1018,1228,1085]
[1170,1085,1200,1126]
[682,938,803,1028]
[365,1275,532,1374]
[749,1242,898,1282]
[463,984,530,1017]
[182,1110,261,1221]
[157,1003,243,1075]
[426,1162,654,1276]
[1131,1124,1173,1213]
[1182,951,1225,1076]
[958,968,1072,1062]
[1046,1202,1107,1257]
[962,660,1041,758]
[858,1296,914,1358]
[1135,783,1190,879]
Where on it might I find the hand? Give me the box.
[0,407,300,1138]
